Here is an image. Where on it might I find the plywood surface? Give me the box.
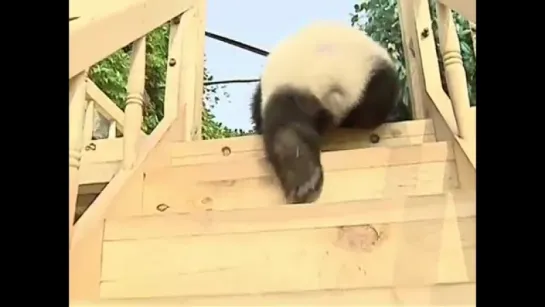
[141,142,458,214]
[77,283,476,305]
[101,207,475,298]
[168,119,435,166]
[106,190,475,241]
[75,119,436,187]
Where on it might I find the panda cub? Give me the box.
[250,21,401,204]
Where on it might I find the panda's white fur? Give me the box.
[259,21,395,125]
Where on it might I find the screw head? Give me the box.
[156,203,169,212]
[421,28,430,39]
[84,143,97,151]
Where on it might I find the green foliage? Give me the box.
[350,0,476,118]
[88,24,249,139]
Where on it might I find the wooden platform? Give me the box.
[71,119,476,305]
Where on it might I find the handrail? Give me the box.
[397,0,475,167]
[69,0,206,250]
[69,0,194,78]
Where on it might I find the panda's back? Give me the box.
[260,22,394,118]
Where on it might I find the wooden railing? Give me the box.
[68,0,476,248]
[69,0,206,247]
[398,0,476,171]
[69,0,475,301]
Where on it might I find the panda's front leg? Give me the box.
[263,123,324,204]
[259,87,334,204]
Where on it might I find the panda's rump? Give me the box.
[260,22,390,123]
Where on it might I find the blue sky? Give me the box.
[204,0,356,131]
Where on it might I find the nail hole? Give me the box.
[85,143,96,151]
[421,28,430,39]
[221,146,231,156]
[369,134,380,144]
[156,203,169,212]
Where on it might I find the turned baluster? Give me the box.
[436,4,472,139]
[123,36,146,169]
[68,71,88,247]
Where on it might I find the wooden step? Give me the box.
[77,119,435,191]
[76,283,476,305]
[100,190,475,300]
[139,141,457,215]
[168,119,435,166]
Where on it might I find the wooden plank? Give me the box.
[70,220,104,299]
[105,172,146,218]
[74,283,476,305]
[78,136,125,187]
[143,161,458,214]
[69,0,194,78]
[407,0,476,182]
[174,134,437,166]
[167,119,435,161]
[106,190,475,241]
[81,138,124,163]
[163,141,453,182]
[72,117,174,247]
[77,134,170,187]
[398,0,429,119]
[79,161,120,185]
[436,0,475,23]
[142,142,458,214]
[427,102,475,189]
[100,216,475,298]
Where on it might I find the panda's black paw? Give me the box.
[284,162,324,204]
[265,127,324,204]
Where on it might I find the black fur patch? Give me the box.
[339,61,401,129]
[258,86,333,204]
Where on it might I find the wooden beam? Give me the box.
[69,0,194,78]
[71,116,174,247]
[69,220,104,300]
[100,205,475,297]
[105,190,475,240]
[436,0,475,23]
[141,142,457,214]
[85,80,128,134]
[167,119,435,165]
[72,283,476,305]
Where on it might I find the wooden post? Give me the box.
[69,71,88,247]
